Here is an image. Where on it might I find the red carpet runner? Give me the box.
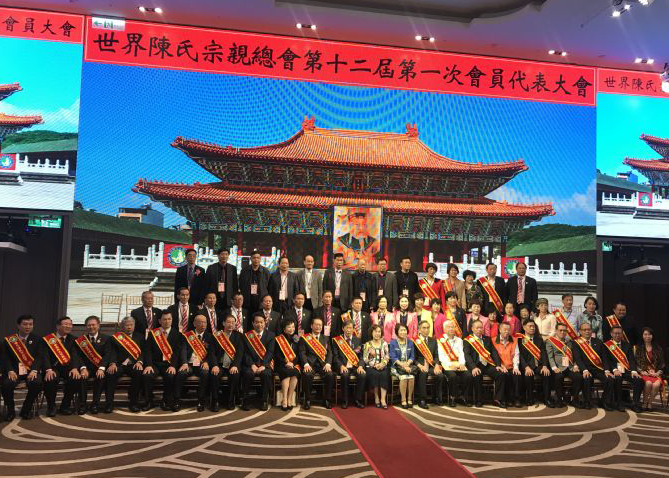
[333,406,474,478]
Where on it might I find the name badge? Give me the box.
[378,288,383,296]
[279,289,286,301]
[250,283,258,295]
[617,363,624,372]
[335,285,341,297]
[562,356,569,367]
[360,292,366,302]
[18,362,28,375]
[162,354,169,362]
[192,357,200,367]
[403,288,409,296]
[324,325,331,336]
[218,281,225,293]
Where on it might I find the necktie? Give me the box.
[210,309,217,332]
[265,310,270,321]
[147,309,153,329]
[297,309,302,331]
[187,266,194,287]
[326,308,331,326]
[355,312,360,334]
[181,304,188,330]
[236,310,242,330]
[517,278,524,303]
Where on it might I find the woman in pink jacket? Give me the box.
[371,296,392,343]
[386,295,418,341]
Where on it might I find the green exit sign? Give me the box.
[28,215,62,229]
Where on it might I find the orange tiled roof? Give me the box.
[0,113,42,127]
[624,157,669,172]
[134,180,554,219]
[641,134,669,146]
[172,118,528,175]
[0,83,21,96]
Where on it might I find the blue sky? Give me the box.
[0,37,82,133]
[597,93,669,179]
[75,62,595,227]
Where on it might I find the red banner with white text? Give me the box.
[0,6,83,43]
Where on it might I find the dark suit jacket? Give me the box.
[273,333,301,368]
[268,270,299,308]
[341,310,372,344]
[518,334,548,369]
[144,328,187,369]
[602,340,638,372]
[196,307,223,335]
[352,271,376,312]
[283,307,312,335]
[373,271,398,311]
[332,335,363,369]
[322,268,353,309]
[298,333,333,367]
[464,335,501,370]
[167,303,197,331]
[395,271,419,308]
[109,332,145,366]
[209,330,245,369]
[313,306,341,337]
[40,333,81,370]
[75,333,113,369]
[255,310,283,336]
[205,262,239,308]
[573,337,611,373]
[242,330,275,367]
[414,336,440,367]
[506,275,538,311]
[238,265,270,310]
[1,333,42,374]
[222,307,250,332]
[602,315,640,345]
[174,264,206,306]
[183,330,215,366]
[131,306,163,337]
[479,276,507,317]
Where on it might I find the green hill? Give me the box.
[3,130,78,147]
[506,224,596,255]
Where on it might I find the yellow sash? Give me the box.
[513,333,542,362]
[574,337,603,370]
[5,335,34,368]
[303,333,327,363]
[213,330,236,358]
[43,333,71,365]
[604,340,630,370]
[478,277,503,314]
[465,335,496,366]
[75,335,103,367]
[152,328,173,362]
[444,308,463,338]
[112,332,141,361]
[548,336,572,364]
[276,334,298,367]
[553,310,578,341]
[606,315,630,343]
[414,337,434,366]
[333,335,359,366]
[183,330,208,362]
[438,336,459,362]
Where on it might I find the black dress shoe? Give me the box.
[355,400,365,409]
[6,411,16,421]
[141,401,154,412]
[555,399,566,408]
[77,406,87,415]
[226,401,235,411]
[544,400,555,408]
[475,401,483,408]
[324,400,332,409]
[449,398,457,407]
[340,401,348,409]
[632,404,642,413]
[260,401,269,411]
[211,402,220,412]
[160,401,170,412]
[604,404,615,411]
[407,402,413,408]
[617,405,626,412]
[129,405,140,413]
[19,411,31,420]
[435,399,443,406]
[197,401,205,412]
[89,404,99,415]
[493,400,506,408]
[584,402,593,410]
[172,401,182,412]
[514,400,522,408]
[401,403,408,409]
[418,400,428,410]
[241,401,251,411]
[103,403,114,414]
[47,406,57,417]
[59,407,74,416]
[281,405,289,411]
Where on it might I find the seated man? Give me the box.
[413,320,444,408]
[142,311,187,412]
[604,325,643,412]
[437,319,472,407]
[332,319,366,409]
[516,319,552,407]
[572,322,613,410]
[176,314,212,412]
[1,314,43,420]
[299,317,334,410]
[75,315,113,414]
[241,314,275,411]
[106,316,145,413]
[493,322,522,408]
[464,319,504,408]
[209,314,245,411]
[545,322,583,408]
[41,316,81,417]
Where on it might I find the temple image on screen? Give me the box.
[134,116,554,270]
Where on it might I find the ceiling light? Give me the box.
[154,7,163,13]
[296,23,316,30]
[634,57,642,63]
[429,37,435,42]
[415,35,422,41]
[548,49,555,55]
[612,10,621,17]
[415,36,434,42]
[138,6,146,12]
[635,58,654,64]
[624,3,631,9]
[561,51,567,57]
[138,6,162,13]
[310,24,316,30]
[548,50,567,56]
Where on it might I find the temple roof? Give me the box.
[624,157,669,172]
[640,134,669,158]
[0,112,43,127]
[172,117,528,176]
[134,180,554,219]
[0,83,21,102]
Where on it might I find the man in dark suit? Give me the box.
[142,310,187,412]
[167,287,197,332]
[238,250,270,316]
[464,318,505,408]
[506,262,538,316]
[604,325,643,412]
[197,292,223,334]
[299,317,334,410]
[241,314,275,411]
[41,316,82,417]
[297,254,323,312]
[322,252,353,311]
[131,290,162,338]
[414,320,443,408]
[341,296,372,343]
[333,319,366,408]
[174,248,206,307]
[313,290,341,339]
[175,314,213,412]
[572,322,614,410]
[352,258,376,313]
[209,314,245,410]
[602,301,640,345]
[373,258,397,312]
[222,291,249,332]
[106,316,145,413]
[395,256,419,308]
[205,248,239,310]
[75,315,113,415]
[1,314,43,420]
[518,319,552,407]
[283,292,312,336]
[256,295,282,335]
[268,256,299,314]
[479,262,507,320]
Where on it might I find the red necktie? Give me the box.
[326,308,331,326]
[236,310,242,331]
[181,304,188,330]
[298,309,302,331]
[355,312,360,334]
[147,309,153,329]
[517,278,524,303]
[210,309,217,332]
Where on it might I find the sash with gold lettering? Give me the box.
[465,335,496,366]
[444,278,454,293]
[5,335,35,368]
[43,333,71,365]
[245,331,274,369]
[414,337,434,366]
[213,330,236,359]
[548,336,573,364]
[152,328,173,362]
[112,332,141,361]
[75,335,103,367]
[303,333,327,363]
[419,278,441,303]
[478,277,503,314]
[604,340,630,370]
[513,333,542,362]
[438,336,459,363]
[553,310,578,341]
[276,334,300,371]
[606,315,630,343]
[444,308,463,338]
[574,337,603,370]
[183,330,207,362]
[333,335,359,366]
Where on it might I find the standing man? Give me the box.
[373,258,397,312]
[323,252,353,311]
[478,262,506,321]
[395,257,419,309]
[205,248,239,310]
[299,317,335,410]
[106,316,145,413]
[560,294,579,333]
[603,301,639,345]
[223,291,248,333]
[238,250,270,316]
[75,315,113,415]
[174,248,206,307]
[342,296,372,344]
[313,290,341,338]
[198,292,222,334]
[283,292,311,336]
[332,320,366,409]
[256,295,282,335]
[131,291,162,338]
[506,262,538,316]
[297,254,323,313]
[414,320,443,408]
[268,256,299,314]
[41,316,81,417]
[352,258,376,313]
[1,314,43,420]
[167,287,196,332]
[241,315,275,411]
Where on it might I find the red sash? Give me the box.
[183,330,208,362]
[276,334,298,366]
[574,337,603,370]
[414,337,434,366]
[444,308,463,338]
[245,331,273,369]
[43,333,71,365]
[112,332,141,361]
[341,311,359,337]
[465,335,495,366]
[513,333,542,362]
[604,340,630,370]
[333,335,359,366]
[438,335,459,362]
[419,278,440,302]
[5,335,35,369]
[213,330,236,358]
[152,328,173,362]
[553,310,578,340]
[75,335,103,367]
[548,336,572,364]
[606,315,630,343]
[303,333,327,363]
[444,279,454,293]
[478,277,503,314]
